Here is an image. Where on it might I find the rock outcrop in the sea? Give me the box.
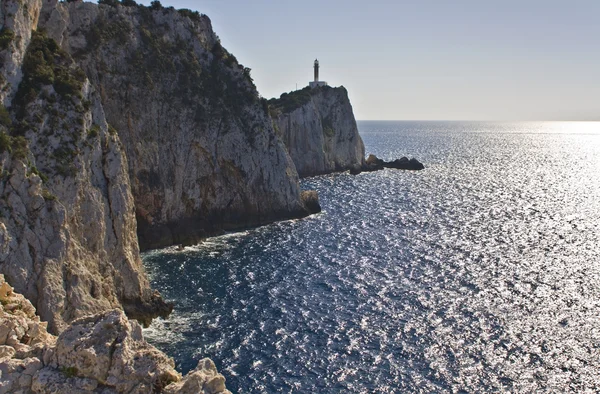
[0,275,231,393]
[269,86,365,178]
[38,0,314,251]
[0,0,170,333]
[359,154,425,172]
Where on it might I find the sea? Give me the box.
[143,121,600,393]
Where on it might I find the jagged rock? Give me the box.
[163,359,231,394]
[38,1,311,251]
[50,309,179,392]
[0,275,229,393]
[270,86,366,177]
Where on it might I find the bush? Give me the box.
[98,0,119,6]
[0,105,11,127]
[268,86,313,113]
[88,124,100,138]
[28,166,48,183]
[41,188,56,201]
[0,28,15,50]
[15,31,84,108]
[178,8,202,22]
[11,136,28,160]
[0,131,11,153]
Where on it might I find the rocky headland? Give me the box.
[269,85,366,177]
[269,86,424,178]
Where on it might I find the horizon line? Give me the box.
[356,119,600,122]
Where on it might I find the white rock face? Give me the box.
[0,0,42,106]
[0,0,170,333]
[0,275,231,393]
[272,86,365,177]
[38,1,310,250]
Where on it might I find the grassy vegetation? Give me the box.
[27,165,49,182]
[41,188,57,201]
[60,366,78,378]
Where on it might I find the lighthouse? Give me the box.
[309,58,328,89]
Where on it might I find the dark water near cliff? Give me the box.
[144,121,600,393]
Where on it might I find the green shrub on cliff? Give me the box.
[0,131,11,153]
[15,30,85,109]
[268,86,313,113]
[177,8,203,22]
[150,1,162,10]
[11,136,28,160]
[0,105,11,127]
[0,28,15,50]
[98,0,119,6]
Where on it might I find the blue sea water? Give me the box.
[143,121,600,393]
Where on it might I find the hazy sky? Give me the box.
[124,1,599,120]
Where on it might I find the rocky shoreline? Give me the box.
[0,275,230,393]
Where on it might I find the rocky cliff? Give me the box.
[0,0,316,390]
[269,86,365,177]
[0,0,318,329]
[0,0,170,334]
[38,0,311,251]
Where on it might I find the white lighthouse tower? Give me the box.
[309,59,328,89]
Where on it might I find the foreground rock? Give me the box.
[270,86,365,177]
[355,154,425,173]
[0,275,230,393]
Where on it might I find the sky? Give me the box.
[123,0,599,121]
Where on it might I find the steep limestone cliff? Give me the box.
[38,1,311,250]
[0,0,170,333]
[269,86,365,177]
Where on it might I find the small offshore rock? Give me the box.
[301,190,322,214]
[360,154,424,172]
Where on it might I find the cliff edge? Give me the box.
[269,85,365,177]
